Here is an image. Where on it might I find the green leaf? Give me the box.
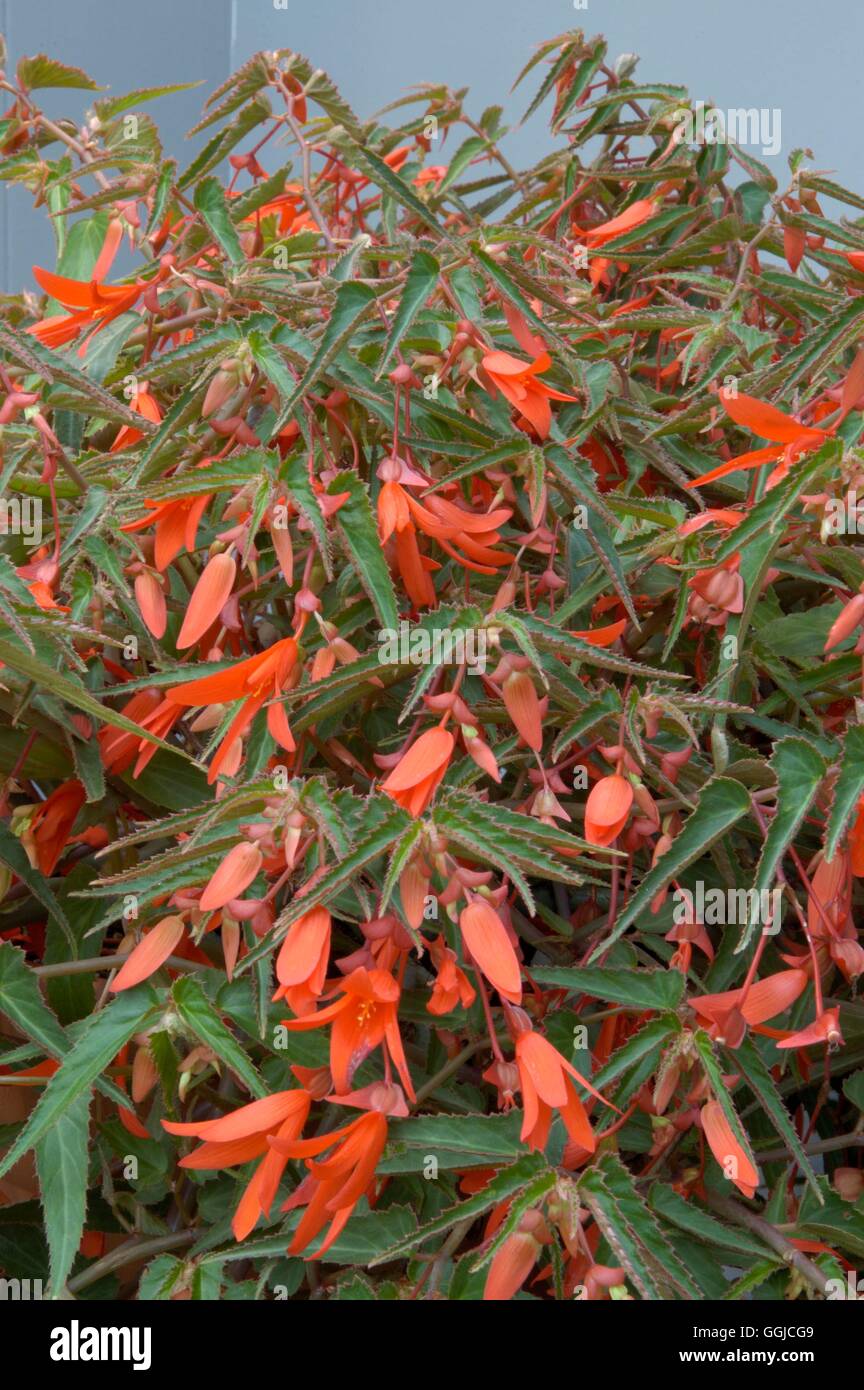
[844,1070,864,1111]
[54,214,110,294]
[328,470,399,628]
[345,140,456,244]
[530,965,684,1012]
[94,83,204,121]
[368,1152,547,1265]
[649,1181,770,1257]
[592,1017,680,1094]
[0,942,129,1111]
[280,452,331,575]
[737,737,825,950]
[795,1181,864,1260]
[268,281,376,437]
[36,1088,92,1296]
[0,986,158,1180]
[171,976,267,1099]
[579,1152,702,1299]
[692,1029,758,1173]
[0,941,71,1059]
[825,724,864,862]
[17,55,100,90]
[194,175,246,266]
[0,638,192,762]
[436,136,487,194]
[236,805,410,974]
[139,1254,185,1300]
[246,329,296,406]
[734,1036,822,1202]
[589,777,752,958]
[470,1167,557,1271]
[0,823,72,942]
[376,250,439,377]
[386,1110,526,1164]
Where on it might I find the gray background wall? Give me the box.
[1,0,861,291]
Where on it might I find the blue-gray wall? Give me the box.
[2,0,862,291]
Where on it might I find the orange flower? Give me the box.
[381,727,454,817]
[776,1007,843,1051]
[25,779,86,875]
[274,905,332,1014]
[514,1021,614,1152]
[575,198,657,249]
[689,968,808,1047]
[502,667,542,752]
[569,619,628,647]
[163,1090,310,1241]
[484,1209,550,1301]
[177,552,237,650]
[572,199,658,290]
[376,456,512,602]
[134,571,166,639]
[686,388,830,490]
[120,492,213,572]
[701,1100,759,1199]
[459,895,522,1004]
[279,965,414,1100]
[110,915,185,993]
[427,934,476,1015]
[480,349,576,439]
[100,689,163,778]
[110,387,162,453]
[27,265,141,352]
[200,841,263,912]
[167,637,298,783]
[825,592,864,653]
[270,1103,392,1258]
[584,773,633,847]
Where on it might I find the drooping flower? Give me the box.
[120,491,213,572]
[427,934,476,1015]
[484,1209,551,1301]
[27,265,141,352]
[689,968,808,1047]
[701,1099,759,1199]
[776,1007,843,1051]
[380,727,454,817]
[134,570,167,639]
[110,915,186,993]
[513,1016,615,1152]
[279,966,414,1100]
[166,638,298,783]
[24,779,86,875]
[176,552,237,650]
[199,841,263,912]
[110,386,162,453]
[459,895,522,1004]
[584,773,633,847]
[501,666,542,752]
[480,350,577,439]
[269,1091,397,1258]
[686,388,830,489]
[162,1090,311,1241]
[273,905,332,1015]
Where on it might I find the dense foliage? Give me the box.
[1,27,864,1302]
